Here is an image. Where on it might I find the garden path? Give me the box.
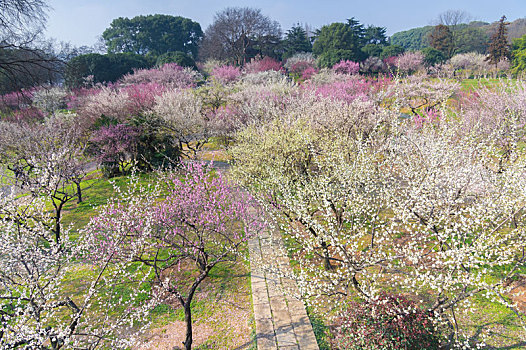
[248,219,319,350]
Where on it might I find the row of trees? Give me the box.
[2,1,524,93]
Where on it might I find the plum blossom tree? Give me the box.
[394,51,424,75]
[85,162,263,350]
[89,123,140,177]
[0,113,89,242]
[210,64,241,84]
[332,60,360,75]
[119,63,202,89]
[385,74,459,116]
[0,191,154,349]
[153,88,210,158]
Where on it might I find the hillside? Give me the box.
[390,17,526,52]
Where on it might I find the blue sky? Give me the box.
[45,0,526,47]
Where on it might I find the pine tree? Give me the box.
[486,15,510,67]
[283,24,312,58]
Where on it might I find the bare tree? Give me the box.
[436,9,472,27]
[0,0,62,92]
[0,0,48,33]
[199,7,282,65]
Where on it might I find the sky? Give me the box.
[44,0,526,48]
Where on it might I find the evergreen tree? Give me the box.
[486,15,511,67]
[103,15,203,57]
[313,18,368,67]
[283,24,312,58]
[346,17,366,46]
[429,24,454,58]
[364,25,388,45]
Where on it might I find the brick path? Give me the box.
[248,222,319,350]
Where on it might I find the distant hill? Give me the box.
[390,18,526,53]
[390,26,434,51]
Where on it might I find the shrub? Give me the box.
[330,293,441,350]
[332,60,360,75]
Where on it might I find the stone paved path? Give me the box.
[248,221,319,350]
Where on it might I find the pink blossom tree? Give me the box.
[332,60,360,75]
[243,56,283,73]
[210,65,241,84]
[394,51,424,75]
[119,63,202,89]
[89,123,141,177]
[85,162,263,350]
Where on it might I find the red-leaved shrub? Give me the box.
[330,293,441,350]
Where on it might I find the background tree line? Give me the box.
[6,3,526,93]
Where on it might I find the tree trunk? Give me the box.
[183,301,193,350]
[53,201,64,244]
[321,241,333,270]
[76,181,82,204]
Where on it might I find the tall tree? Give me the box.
[65,52,151,88]
[511,34,526,74]
[364,25,387,45]
[454,26,489,54]
[282,24,312,58]
[102,14,203,57]
[346,17,366,46]
[199,7,282,65]
[486,15,511,67]
[429,24,454,58]
[313,19,367,67]
[436,9,472,27]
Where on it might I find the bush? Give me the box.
[330,293,441,350]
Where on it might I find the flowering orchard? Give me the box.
[228,73,526,347]
[0,58,525,348]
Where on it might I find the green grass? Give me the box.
[60,171,157,233]
[460,78,516,91]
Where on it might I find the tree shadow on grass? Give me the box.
[466,318,526,349]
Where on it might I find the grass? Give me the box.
[60,170,156,233]
[459,77,518,91]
